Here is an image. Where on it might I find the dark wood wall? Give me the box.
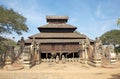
[40,43,80,53]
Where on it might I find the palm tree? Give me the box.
[117,18,120,27]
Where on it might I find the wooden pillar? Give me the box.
[66,53,67,58]
[39,43,41,63]
[60,53,62,60]
[73,52,74,58]
[79,52,80,58]
[46,53,48,59]
[39,51,41,63]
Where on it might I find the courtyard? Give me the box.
[0,61,120,79]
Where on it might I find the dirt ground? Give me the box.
[0,61,120,79]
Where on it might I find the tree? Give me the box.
[117,18,120,27]
[100,30,120,54]
[114,45,120,54]
[0,37,7,53]
[0,5,28,35]
[100,30,120,45]
[0,5,29,63]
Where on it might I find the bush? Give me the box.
[0,42,6,54]
[115,46,120,55]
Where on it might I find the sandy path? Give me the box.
[0,62,120,79]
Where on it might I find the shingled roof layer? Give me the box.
[38,24,77,29]
[29,33,86,39]
[25,39,84,43]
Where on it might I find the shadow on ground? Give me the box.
[108,73,120,79]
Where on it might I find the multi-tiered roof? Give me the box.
[25,16,86,44]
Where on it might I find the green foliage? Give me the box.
[0,5,28,35]
[3,38,17,46]
[0,36,16,54]
[100,29,120,45]
[117,18,120,27]
[0,42,6,54]
[115,46,120,54]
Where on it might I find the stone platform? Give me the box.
[4,62,24,71]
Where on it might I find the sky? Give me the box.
[0,0,120,41]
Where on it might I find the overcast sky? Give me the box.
[0,0,120,41]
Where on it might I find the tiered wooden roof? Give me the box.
[29,33,85,39]
[46,16,68,23]
[25,16,86,44]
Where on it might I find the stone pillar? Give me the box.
[36,51,40,64]
[84,48,88,64]
[81,50,85,63]
[87,38,102,67]
[80,41,89,64]
[22,49,32,69]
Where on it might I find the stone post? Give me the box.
[62,55,65,63]
[36,43,41,64]
[56,55,59,63]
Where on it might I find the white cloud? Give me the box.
[95,4,106,19]
[99,19,116,36]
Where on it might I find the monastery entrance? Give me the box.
[40,42,83,63]
[40,52,81,63]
